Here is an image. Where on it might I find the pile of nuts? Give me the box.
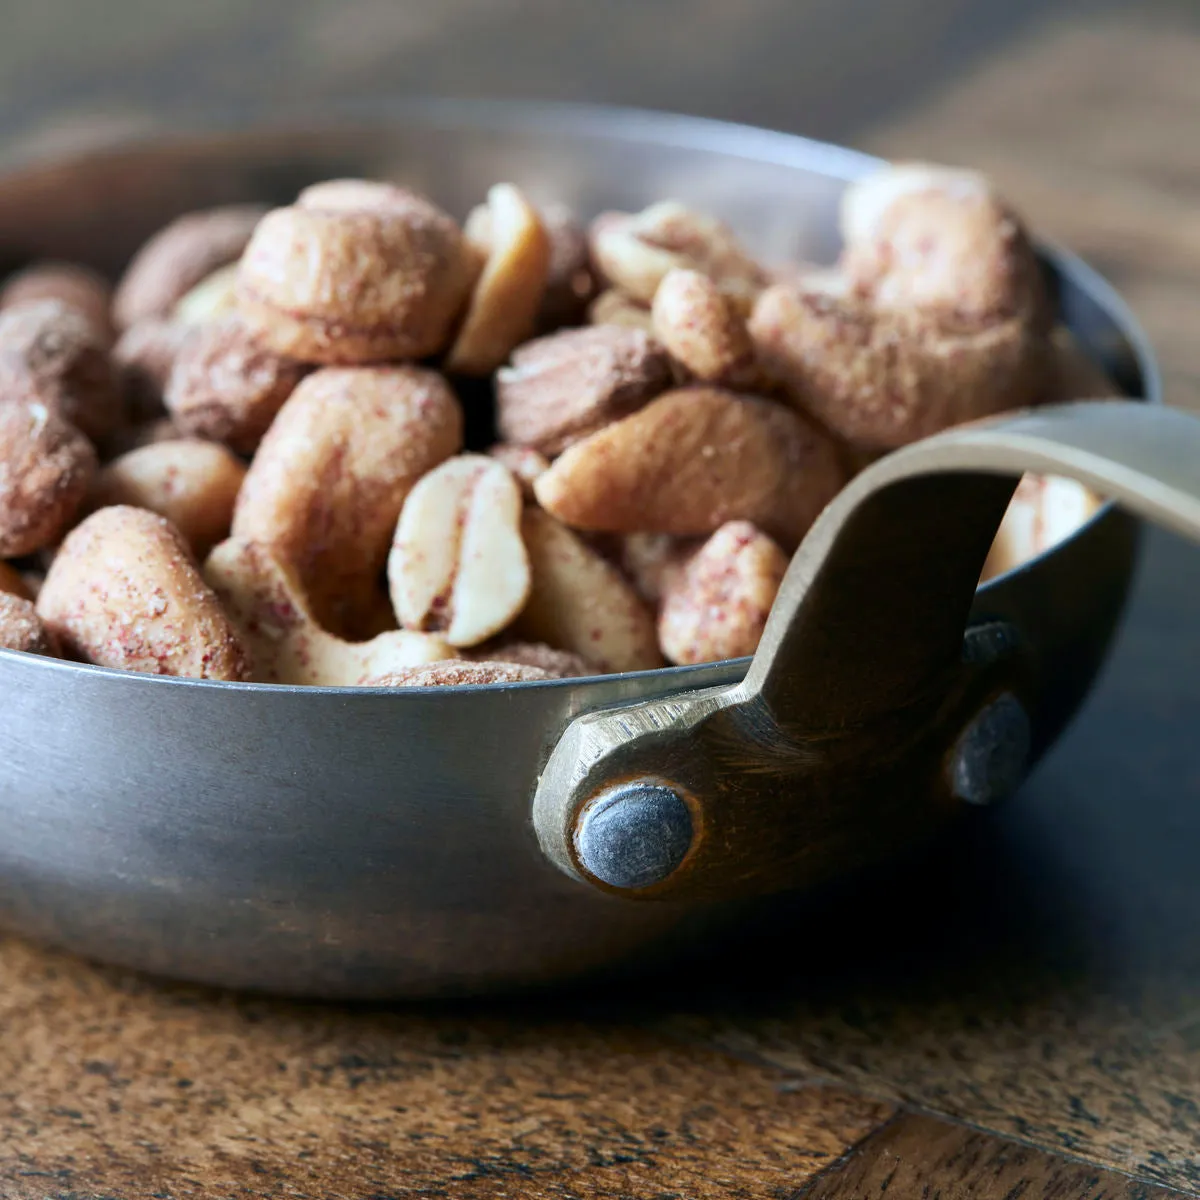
[0,162,1115,686]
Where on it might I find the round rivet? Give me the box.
[573,782,694,890]
[962,620,1021,665]
[949,691,1032,806]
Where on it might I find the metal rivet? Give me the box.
[962,620,1021,665]
[949,691,1032,807]
[573,782,694,890]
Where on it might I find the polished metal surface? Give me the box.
[0,102,1160,996]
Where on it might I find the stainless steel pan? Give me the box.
[0,101,1188,999]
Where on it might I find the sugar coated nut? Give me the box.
[588,289,653,331]
[164,314,307,453]
[651,268,759,387]
[658,521,788,665]
[0,561,31,600]
[90,438,247,559]
[981,474,1103,582]
[473,640,595,678]
[236,185,476,363]
[0,394,96,557]
[618,532,695,605]
[204,537,454,685]
[37,505,248,679]
[749,283,1052,451]
[388,455,530,648]
[113,318,195,421]
[0,300,124,441]
[173,263,240,325]
[496,325,673,456]
[445,184,551,376]
[486,443,550,500]
[0,593,59,656]
[533,386,844,547]
[512,507,661,674]
[536,203,597,331]
[589,201,767,311]
[232,365,463,638]
[0,261,114,345]
[362,661,553,687]
[113,204,267,330]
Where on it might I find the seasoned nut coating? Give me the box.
[237,183,476,364]
[496,325,673,456]
[165,315,306,453]
[113,204,266,330]
[0,300,124,441]
[0,593,59,656]
[113,318,194,421]
[1,261,114,345]
[473,640,595,678]
[651,268,759,388]
[533,387,844,547]
[658,521,788,665]
[362,661,553,687]
[0,394,96,557]
[38,506,248,679]
[232,365,462,638]
[90,438,246,559]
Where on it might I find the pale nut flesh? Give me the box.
[0,394,96,557]
[511,506,661,674]
[445,184,552,376]
[533,386,845,548]
[0,593,59,657]
[650,267,760,388]
[658,521,788,665]
[495,325,673,456]
[89,438,247,560]
[204,537,453,686]
[236,186,477,364]
[387,454,530,648]
[37,505,248,680]
[232,365,463,639]
[981,474,1103,582]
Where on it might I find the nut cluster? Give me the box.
[0,164,1112,681]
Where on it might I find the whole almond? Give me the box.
[496,325,673,456]
[388,455,530,648]
[533,386,844,547]
[651,267,759,388]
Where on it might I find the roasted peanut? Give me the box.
[113,204,266,330]
[90,438,246,559]
[0,261,114,345]
[237,182,476,364]
[533,386,844,548]
[173,263,240,325]
[362,661,553,687]
[512,506,661,673]
[113,318,194,420]
[589,201,767,312]
[0,394,96,557]
[0,561,31,599]
[204,537,453,685]
[588,289,653,332]
[496,325,673,455]
[981,474,1103,582]
[537,203,597,331]
[0,593,59,656]
[445,184,551,376]
[658,521,788,664]
[232,365,462,637]
[0,300,124,441]
[38,506,248,679]
[164,315,307,453]
[651,267,759,387]
[486,443,550,500]
[387,455,530,647]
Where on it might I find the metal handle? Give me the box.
[533,400,1200,903]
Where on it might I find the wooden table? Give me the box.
[3,8,1200,1197]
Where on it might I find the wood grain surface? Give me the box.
[1,5,1200,1198]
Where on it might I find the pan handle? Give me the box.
[533,399,1200,902]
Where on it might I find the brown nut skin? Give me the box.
[496,325,674,456]
[658,521,788,665]
[164,315,307,453]
[537,204,598,331]
[113,204,266,330]
[236,185,476,364]
[444,184,552,376]
[511,507,662,674]
[0,394,96,557]
[232,365,463,638]
[588,289,653,332]
[90,438,247,560]
[0,300,124,441]
[749,282,1053,452]
[37,506,249,680]
[113,318,194,421]
[651,267,761,388]
[0,561,31,599]
[0,261,114,345]
[0,593,59,657]
[533,386,844,548]
[362,661,553,688]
